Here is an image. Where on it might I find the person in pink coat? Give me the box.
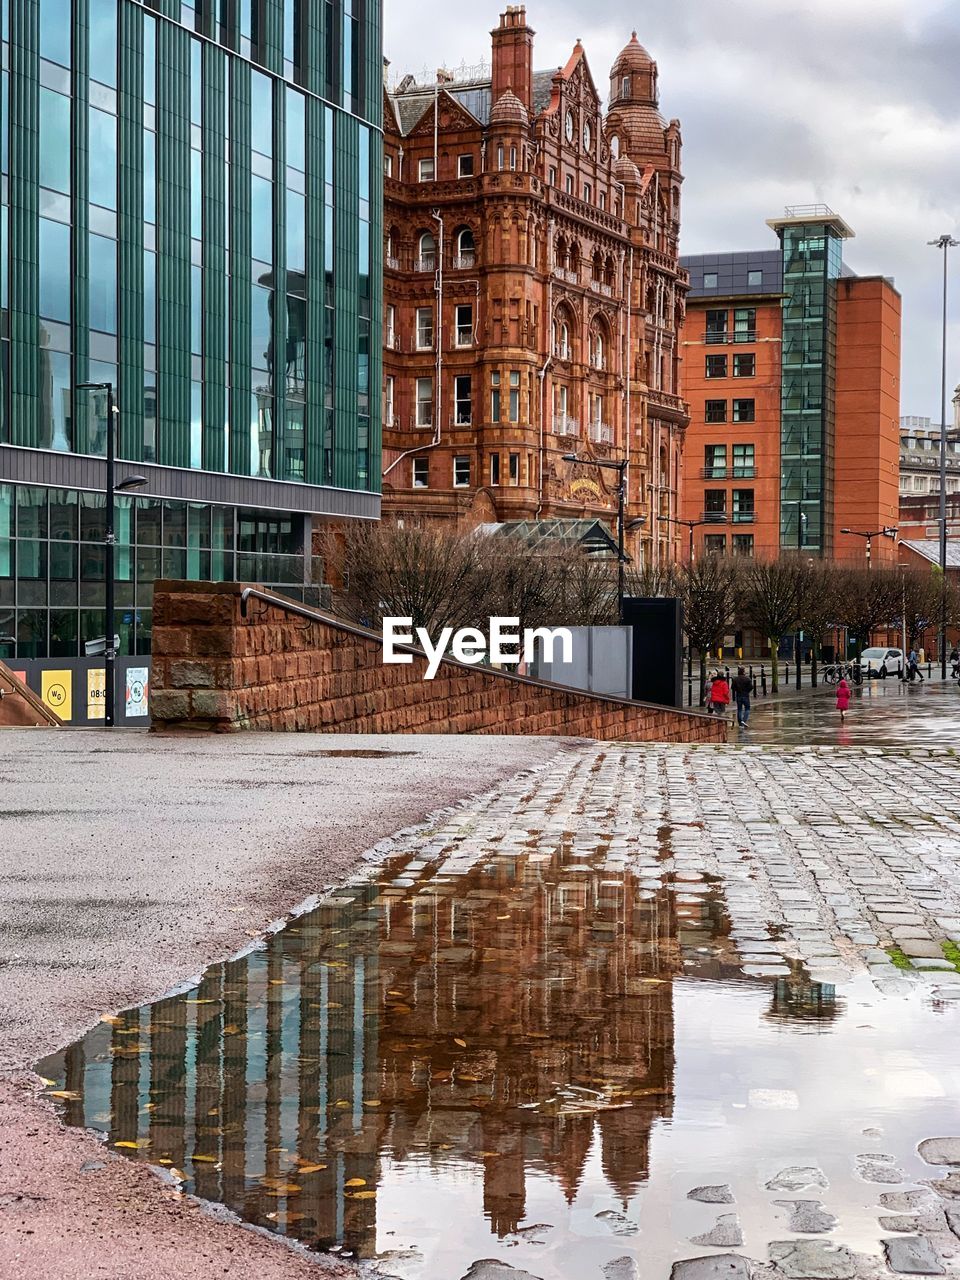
[836,677,851,723]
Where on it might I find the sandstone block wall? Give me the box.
[150,581,726,744]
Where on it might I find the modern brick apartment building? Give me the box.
[381,8,690,567]
[681,208,901,565]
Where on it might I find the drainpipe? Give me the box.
[433,208,444,445]
[536,220,554,519]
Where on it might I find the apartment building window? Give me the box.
[509,453,520,484]
[747,270,763,287]
[415,307,433,349]
[599,191,606,210]
[706,354,727,378]
[453,456,470,487]
[548,165,557,186]
[704,444,726,478]
[490,453,501,485]
[384,376,395,427]
[418,157,435,181]
[732,533,755,556]
[583,182,592,203]
[733,308,756,341]
[457,154,474,177]
[509,370,520,422]
[417,231,436,270]
[385,304,396,347]
[732,443,755,478]
[416,377,433,426]
[704,490,727,520]
[705,309,727,343]
[703,272,718,289]
[509,145,517,170]
[733,398,755,423]
[734,352,755,377]
[733,489,755,523]
[705,399,727,424]
[704,534,726,554]
[412,457,429,487]
[491,372,501,422]
[565,174,574,195]
[384,154,393,177]
[455,304,473,346]
[454,375,472,424]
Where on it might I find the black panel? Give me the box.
[622,596,683,709]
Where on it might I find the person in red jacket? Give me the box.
[709,670,731,716]
[836,676,851,723]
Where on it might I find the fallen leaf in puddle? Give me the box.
[169,1168,186,1182]
[113,1140,141,1149]
[454,1038,467,1048]
[191,1154,219,1164]
[346,1190,376,1200]
[100,1015,123,1025]
[263,1184,302,1196]
[296,1163,327,1174]
[269,979,285,986]
[185,999,214,1005]
[37,1076,56,1087]
[345,1178,366,1187]
[48,1090,81,1100]
[364,1100,382,1107]
[223,1024,241,1035]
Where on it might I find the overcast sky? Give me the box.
[384,0,960,422]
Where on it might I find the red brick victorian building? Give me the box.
[381,8,689,566]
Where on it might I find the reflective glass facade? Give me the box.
[777,222,843,554]
[0,0,382,658]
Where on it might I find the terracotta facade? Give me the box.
[381,8,689,567]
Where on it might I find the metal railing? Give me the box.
[700,511,728,524]
[414,257,436,272]
[452,253,475,269]
[588,421,614,444]
[552,415,580,436]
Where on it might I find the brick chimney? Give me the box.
[491,6,535,115]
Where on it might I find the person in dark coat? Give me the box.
[731,666,752,727]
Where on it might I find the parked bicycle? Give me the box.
[823,662,857,685]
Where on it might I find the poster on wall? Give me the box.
[125,667,149,719]
[41,669,72,721]
[87,668,106,720]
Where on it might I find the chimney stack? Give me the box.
[491,6,535,115]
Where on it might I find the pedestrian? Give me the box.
[836,676,851,724]
[731,665,752,727]
[908,649,924,683]
[710,669,731,718]
[951,646,960,679]
[704,672,715,713]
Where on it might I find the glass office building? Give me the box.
[0,0,382,659]
[768,208,851,556]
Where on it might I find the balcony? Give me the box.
[699,467,727,480]
[590,280,613,297]
[700,511,728,524]
[589,356,606,371]
[704,331,757,345]
[452,253,476,270]
[552,415,580,437]
[554,343,572,361]
[552,267,579,285]
[588,421,614,444]
[732,510,756,524]
[386,256,400,271]
[414,257,436,273]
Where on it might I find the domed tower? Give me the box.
[605,32,674,169]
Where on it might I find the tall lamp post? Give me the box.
[663,514,713,564]
[840,525,898,572]
[562,453,629,622]
[76,382,146,727]
[929,234,958,678]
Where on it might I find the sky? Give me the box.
[384,0,960,422]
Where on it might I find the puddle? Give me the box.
[37,836,960,1279]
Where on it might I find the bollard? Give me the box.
[750,664,757,696]
[761,666,768,697]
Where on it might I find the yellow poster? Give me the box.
[41,669,72,721]
[87,668,105,720]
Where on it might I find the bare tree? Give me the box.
[473,537,568,635]
[899,569,941,653]
[794,559,842,687]
[675,556,740,703]
[623,562,676,600]
[318,522,481,634]
[835,568,901,656]
[554,550,618,626]
[740,559,802,692]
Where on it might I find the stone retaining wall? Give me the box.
[150,581,726,744]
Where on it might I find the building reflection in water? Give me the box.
[40,845,708,1259]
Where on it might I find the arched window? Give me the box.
[417,231,436,271]
[604,255,616,288]
[610,134,620,159]
[554,316,570,360]
[455,226,475,267]
[568,242,580,278]
[592,250,603,283]
[554,234,567,269]
[621,75,631,99]
[385,228,399,268]
[591,329,605,370]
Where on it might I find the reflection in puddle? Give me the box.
[37,838,960,1279]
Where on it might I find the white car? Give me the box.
[859,646,904,678]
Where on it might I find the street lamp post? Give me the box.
[562,453,629,622]
[76,382,146,727]
[663,514,712,564]
[840,525,898,572]
[929,234,958,678]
